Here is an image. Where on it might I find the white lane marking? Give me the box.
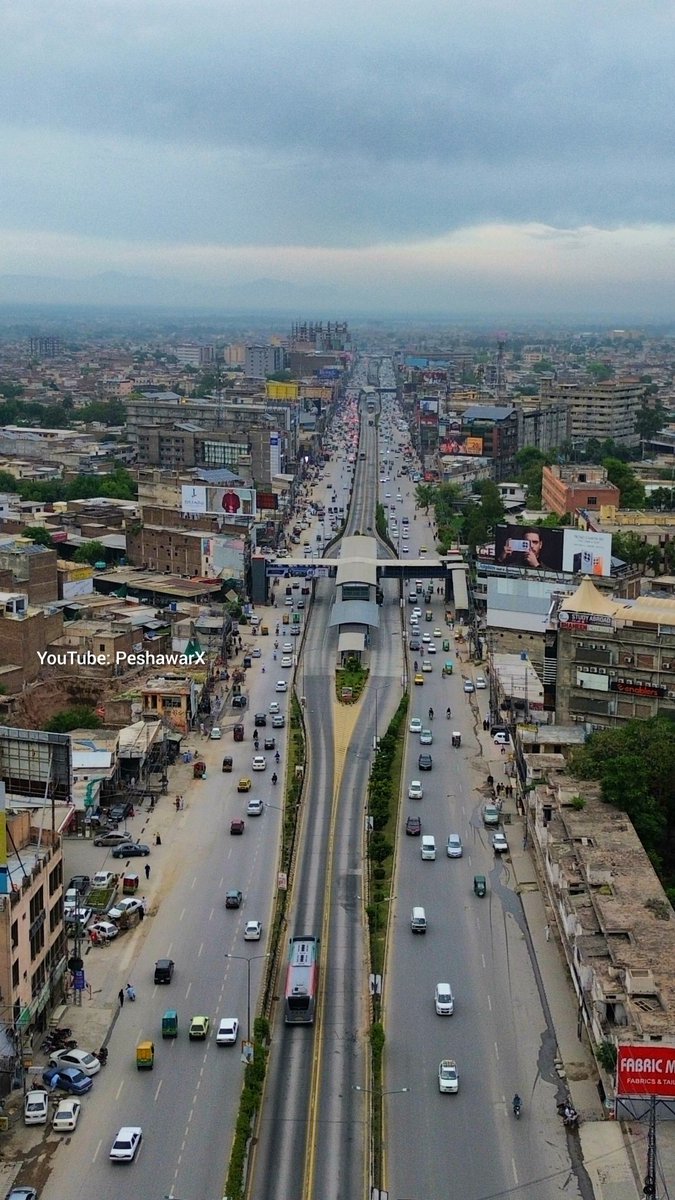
[92,1139,102,1162]
[115,1080,124,1099]
[197,942,204,958]
[185,981,192,999]
[494,1041,500,1060]
[482,953,486,969]
[487,994,492,1012]
[154,1079,163,1102]
[179,908,186,922]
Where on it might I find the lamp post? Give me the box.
[225,952,269,1044]
[353,1084,410,1198]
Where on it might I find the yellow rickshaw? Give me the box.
[136,1040,155,1069]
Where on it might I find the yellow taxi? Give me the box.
[237,777,252,793]
[414,673,424,685]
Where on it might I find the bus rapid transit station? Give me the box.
[251,537,470,665]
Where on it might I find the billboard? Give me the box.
[257,492,278,511]
[419,398,439,415]
[440,436,484,457]
[616,1044,675,1098]
[181,486,256,517]
[201,535,246,580]
[496,524,612,576]
[561,529,612,577]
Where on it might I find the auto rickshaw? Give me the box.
[233,724,244,743]
[442,660,454,677]
[122,872,139,896]
[425,610,433,622]
[161,1010,178,1039]
[261,625,269,636]
[193,758,206,779]
[452,731,461,748]
[222,756,233,773]
[136,1040,155,1069]
[473,874,487,898]
[243,656,252,669]
[443,639,451,652]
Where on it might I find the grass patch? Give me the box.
[335,657,369,702]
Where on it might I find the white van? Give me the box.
[411,906,427,933]
[421,836,436,861]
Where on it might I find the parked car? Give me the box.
[89,920,119,941]
[231,693,247,708]
[111,842,150,859]
[42,1066,93,1096]
[93,830,129,847]
[49,1048,100,1076]
[67,875,90,894]
[107,802,134,823]
[225,890,243,909]
[492,831,509,854]
[108,897,144,922]
[209,727,222,740]
[24,1089,49,1125]
[109,1126,143,1161]
[476,675,487,689]
[493,731,509,745]
[52,1097,81,1132]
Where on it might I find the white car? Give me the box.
[421,660,432,672]
[438,1059,459,1093]
[409,614,420,626]
[108,897,144,922]
[275,680,288,693]
[401,544,409,552]
[446,834,463,858]
[428,643,437,654]
[247,798,264,816]
[463,680,475,693]
[272,713,285,728]
[49,1048,100,1076]
[24,1089,49,1125]
[209,727,222,739]
[251,647,262,658]
[110,1125,143,1161]
[493,731,509,745]
[216,1017,240,1045]
[89,920,118,941]
[52,1097,81,1132]
[244,920,262,941]
[476,675,487,689]
[422,633,431,643]
[252,755,267,771]
[282,643,293,653]
[280,656,293,668]
[413,608,422,617]
[419,728,433,745]
[493,831,509,854]
[106,897,142,921]
[435,983,455,1016]
[408,780,423,800]
[269,701,280,713]
[409,717,422,734]
[433,628,442,637]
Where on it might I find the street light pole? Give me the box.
[225,952,269,1044]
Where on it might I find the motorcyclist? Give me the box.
[446,707,452,719]
[275,751,280,763]
[413,660,418,672]
[428,707,434,721]
[513,1094,522,1116]
[271,773,278,785]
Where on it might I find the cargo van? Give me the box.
[411,906,427,933]
[421,836,436,861]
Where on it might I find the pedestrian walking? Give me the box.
[118,988,124,1008]
[138,905,144,922]
[141,896,148,913]
[175,797,180,812]
[155,832,162,845]
[144,863,151,880]
[545,924,551,942]
[179,796,184,810]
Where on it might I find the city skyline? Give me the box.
[2,0,674,317]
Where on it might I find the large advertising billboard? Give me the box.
[440,436,484,457]
[495,524,612,576]
[616,1044,675,1098]
[181,486,256,517]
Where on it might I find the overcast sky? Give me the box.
[2,0,674,316]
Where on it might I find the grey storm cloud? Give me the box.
[1,0,674,250]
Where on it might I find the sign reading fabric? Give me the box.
[616,1044,675,1098]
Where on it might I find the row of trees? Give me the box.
[570,719,675,902]
[0,392,126,429]
[0,466,137,504]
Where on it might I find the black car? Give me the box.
[107,802,134,823]
[254,713,267,727]
[68,875,90,894]
[406,816,422,836]
[232,694,247,708]
[263,737,276,751]
[154,958,174,984]
[418,753,433,771]
[225,890,243,909]
[111,842,150,859]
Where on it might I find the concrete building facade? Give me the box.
[542,464,620,516]
[539,378,645,448]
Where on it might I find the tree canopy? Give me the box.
[602,458,646,508]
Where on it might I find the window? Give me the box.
[12,960,19,989]
[587,496,597,505]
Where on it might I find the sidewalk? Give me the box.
[477,734,644,1200]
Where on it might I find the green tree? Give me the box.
[646,487,675,511]
[611,531,649,570]
[0,469,18,490]
[635,402,668,442]
[415,484,436,512]
[22,526,54,547]
[603,458,645,508]
[73,541,107,565]
[43,707,103,733]
[588,361,613,381]
[515,448,552,507]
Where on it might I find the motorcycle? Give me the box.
[557,1101,579,1128]
[271,772,278,785]
[512,1095,522,1119]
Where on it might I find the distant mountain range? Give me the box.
[0,271,334,311]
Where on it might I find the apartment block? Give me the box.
[517,398,571,456]
[542,465,620,516]
[0,592,64,693]
[539,379,645,447]
[0,541,58,605]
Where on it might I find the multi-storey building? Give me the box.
[517,397,571,456]
[542,465,620,516]
[552,577,675,727]
[539,378,645,448]
[244,344,286,379]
